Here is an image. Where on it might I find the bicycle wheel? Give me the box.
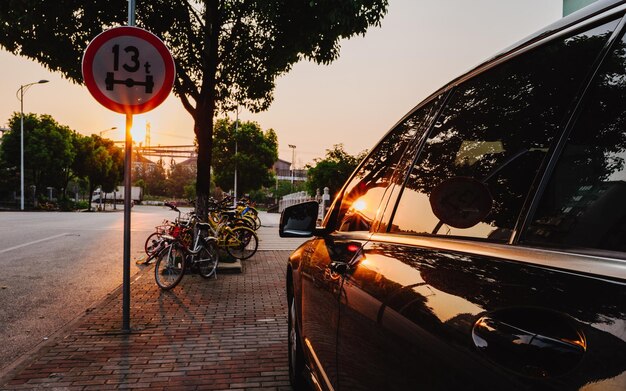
[243,210,261,229]
[234,217,255,230]
[196,240,219,278]
[155,243,185,290]
[226,226,258,260]
[251,213,261,229]
[144,232,162,256]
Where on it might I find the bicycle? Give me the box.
[154,221,219,290]
[202,205,259,260]
[206,196,258,230]
[142,202,193,264]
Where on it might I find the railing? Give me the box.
[279,187,331,222]
[279,191,313,213]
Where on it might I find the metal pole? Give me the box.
[20,86,24,211]
[120,0,136,334]
[233,107,239,207]
[122,113,133,332]
[128,0,136,26]
[16,80,48,210]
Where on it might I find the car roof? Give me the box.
[486,0,626,71]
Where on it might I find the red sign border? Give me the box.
[82,26,175,114]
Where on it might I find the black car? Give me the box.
[280,1,626,390]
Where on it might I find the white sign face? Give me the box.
[82,27,175,114]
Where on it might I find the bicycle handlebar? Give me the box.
[164,202,180,212]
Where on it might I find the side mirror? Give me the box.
[280,201,319,238]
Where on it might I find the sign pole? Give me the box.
[122,113,133,332]
[128,0,135,26]
[121,0,136,334]
[82,8,175,333]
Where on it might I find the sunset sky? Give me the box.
[0,1,563,166]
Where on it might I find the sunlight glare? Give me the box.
[353,199,367,212]
[130,121,147,143]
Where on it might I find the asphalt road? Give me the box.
[0,204,180,372]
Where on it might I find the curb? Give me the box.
[0,265,153,386]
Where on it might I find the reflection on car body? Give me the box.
[281,1,626,390]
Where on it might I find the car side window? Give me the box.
[523,27,626,254]
[389,19,619,241]
[335,94,444,232]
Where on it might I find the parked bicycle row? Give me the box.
[141,197,260,290]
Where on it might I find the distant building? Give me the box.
[177,156,198,174]
[273,158,307,182]
[133,152,158,173]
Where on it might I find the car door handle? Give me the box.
[472,308,586,378]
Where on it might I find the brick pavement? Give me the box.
[0,250,294,391]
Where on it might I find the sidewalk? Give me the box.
[0,212,306,390]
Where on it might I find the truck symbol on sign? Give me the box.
[104,44,154,93]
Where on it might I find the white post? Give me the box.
[288,144,296,190]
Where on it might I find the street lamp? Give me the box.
[288,144,296,190]
[233,107,240,206]
[18,79,49,210]
[99,126,118,137]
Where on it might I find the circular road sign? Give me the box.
[82,26,175,114]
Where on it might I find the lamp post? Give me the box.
[233,107,239,207]
[99,126,118,137]
[18,80,49,210]
[288,144,296,190]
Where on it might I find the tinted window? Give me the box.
[389,20,619,240]
[336,94,444,232]
[524,27,626,253]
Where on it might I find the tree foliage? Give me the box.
[212,118,278,195]
[72,134,124,210]
[167,161,196,198]
[306,144,366,199]
[0,0,389,218]
[133,158,168,197]
[1,113,75,199]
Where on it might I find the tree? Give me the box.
[307,144,366,199]
[1,113,75,202]
[0,0,389,219]
[145,159,168,196]
[212,118,278,196]
[167,162,196,199]
[132,155,168,196]
[72,134,124,211]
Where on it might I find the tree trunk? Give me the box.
[194,107,214,221]
[87,181,94,212]
[194,0,220,221]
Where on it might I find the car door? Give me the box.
[298,93,445,390]
[340,237,626,390]
[335,17,626,390]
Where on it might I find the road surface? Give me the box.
[0,205,173,371]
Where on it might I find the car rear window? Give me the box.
[523,25,626,254]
